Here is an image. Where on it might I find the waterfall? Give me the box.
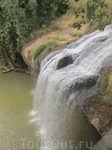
[31,25,112,150]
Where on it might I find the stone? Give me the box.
[57,55,73,69]
[91,118,99,131]
[103,129,112,149]
[74,75,99,91]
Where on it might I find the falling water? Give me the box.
[31,25,112,150]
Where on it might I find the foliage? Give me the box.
[33,44,45,59]
[74,0,112,30]
[46,46,52,52]
[0,0,31,66]
[100,68,111,92]
[0,0,69,66]
[69,31,78,36]
[45,40,57,52]
[59,37,66,41]
[33,40,57,59]
[45,40,57,48]
[35,0,69,27]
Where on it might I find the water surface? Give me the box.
[0,72,109,149]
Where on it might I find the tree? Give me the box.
[0,0,69,67]
[35,0,69,27]
[73,0,112,30]
[0,0,31,67]
[18,0,69,28]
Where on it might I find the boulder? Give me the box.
[57,55,73,70]
[74,75,99,91]
[91,118,99,131]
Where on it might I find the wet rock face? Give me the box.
[74,75,99,91]
[86,75,99,89]
[57,55,73,70]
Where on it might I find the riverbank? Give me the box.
[22,24,89,68]
[0,62,31,75]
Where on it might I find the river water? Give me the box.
[0,71,109,150]
[0,72,38,149]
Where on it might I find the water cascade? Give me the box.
[31,25,112,150]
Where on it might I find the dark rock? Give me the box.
[74,75,99,91]
[99,128,105,134]
[57,55,73,69]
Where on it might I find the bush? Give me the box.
[46,46,52,52]
[74,0,112,30]
[45,40,57,52]
[45,40,57,47]
[33,40,58,59]
[33,44,45,59]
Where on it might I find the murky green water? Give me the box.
[0,71,38,150]
[0,71,109,150]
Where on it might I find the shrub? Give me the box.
[33,44,45,59]
[45,40,57,52]
[46,46,52,52]
[45,40,57,47]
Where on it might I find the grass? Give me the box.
[100,68,112,92]
[33,44,46,59]
[66,40,72,44]
[46,46,52,52]
[59,37,66,41]
[45,40,57,47]
[69,31,78,36]
[52,36,59,41]
[33,40,58,59]
[27,50,31,60]
[45,40,57,52]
